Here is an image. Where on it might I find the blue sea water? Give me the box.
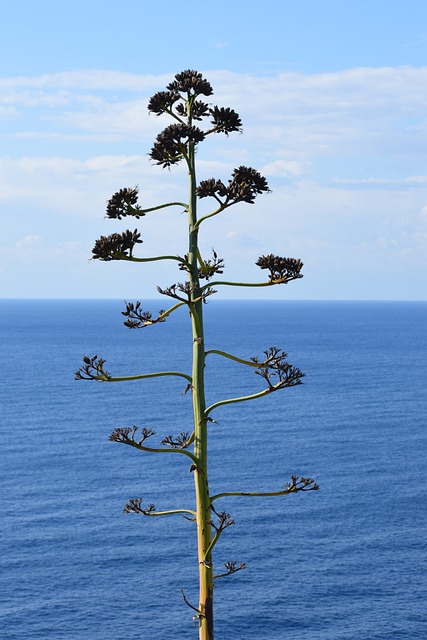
[0,299,426,640]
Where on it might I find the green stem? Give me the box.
[200,279,275,291]
[205,387,273,416]
[194,204,227,229]
[145,508,196,518]
[99,371,192,383]
[118,254,191,268]
[158,301,187,321]
[135,201,188,215]
[187,139,214,640]
[205,349,260,368]
[211,488,298,502]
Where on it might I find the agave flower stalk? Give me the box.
[76,70,318,640]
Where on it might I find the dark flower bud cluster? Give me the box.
[167,70,213,97]
[176,99,210,121]
[285,476,319,492]
[161,432,191,449]
[150,123,206,168]
[122,301,166,329]
[178,249,224,281]
[197,166,270,206]
[106,187,143,220]
[75,355,111,381]
[209,106,242,135]
[256,255,304,284]
[157,282,217,303]
[227,166,270,204]
[92,229,142,261]
[251,346,305,391]
[123,498,156,515]
[148,90,180,116]
[109,426,156,445]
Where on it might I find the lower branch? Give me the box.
[211,477,319,503]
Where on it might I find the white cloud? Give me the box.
[1,66,427,299]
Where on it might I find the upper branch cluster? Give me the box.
[197,166,270,207]
[147,70,242,168]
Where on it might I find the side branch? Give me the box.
[205,387,274,416]
[205,349,265,368]
[109,427,198,463]
[75,355,192,384]
[211,476,319,503]
[123,498,196,518]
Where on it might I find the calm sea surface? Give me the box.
[0,300,426,640]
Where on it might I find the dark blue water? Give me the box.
[0,300,426,639]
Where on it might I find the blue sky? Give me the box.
[1,0,427,299]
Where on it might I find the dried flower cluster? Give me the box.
[197,166,270,206]
[123,498,156,515]
[251,346,305,390]
[92,229,142,261]
[109,426,156,445]
[74,355,111,381]
[122,301,166,329]
[179,249,224,281]
[256,255,304,284]
[150,123,206,168]
[161,432,191,449]
[285,476,319,492]
[106,187,143,220]
[156,282,216,302]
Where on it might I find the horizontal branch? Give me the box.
[144,508,197,518]
[101,371,192,384]
[211,477,319,502]
[135,201,188,215]
[117,254,191,268]
[200,279,277,291]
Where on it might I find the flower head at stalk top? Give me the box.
[167,70,213,97]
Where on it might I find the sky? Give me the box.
[1,0,427,300]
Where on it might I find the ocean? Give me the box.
[0,299,426,639]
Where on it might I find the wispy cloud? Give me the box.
[1,67,426,299]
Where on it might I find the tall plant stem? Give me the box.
[187,140,214,640]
